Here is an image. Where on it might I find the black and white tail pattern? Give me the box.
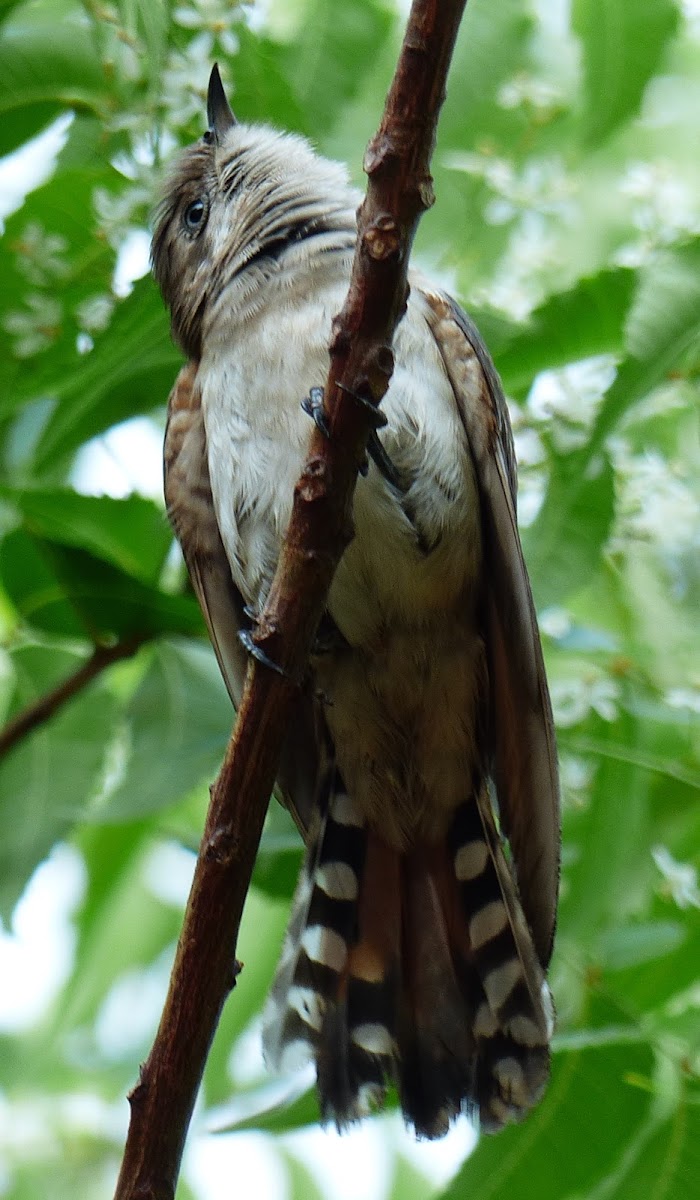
[262,770,553,1138]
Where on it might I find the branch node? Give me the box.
[127,1074,148,1112]
[418,176,436,209]
[363,214,401,260]
[363,137,395,177]
[132,1186,173,1200]
[297,456,329,502]
[373,345,395,380]
[205,828,239,865]
[329,322,351,356]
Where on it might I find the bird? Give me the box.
[153,64,560,1139]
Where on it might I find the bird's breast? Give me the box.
[200,278,482,645]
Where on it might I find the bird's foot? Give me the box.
[238,629,289,678]
[301,383,404,489]
[301,385,330,439]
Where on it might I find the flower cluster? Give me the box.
[614,161,700,268]
[550,672,620,728]
[3,293,63,359]
[12,221,69,286]
[652,846,700,910]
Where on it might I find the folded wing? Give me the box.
[163,361,319,837]
[424,292,560,967]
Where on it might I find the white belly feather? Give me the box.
[201,281,480,635]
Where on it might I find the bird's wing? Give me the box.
[164,361,319,838]
[423,290,560,967]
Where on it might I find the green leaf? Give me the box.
[443,0,533,140]
[0,644,118,917]
[99,640,231,819]
[0,528,87,638]
[495,268,636,400]
[52,820,183,1036]
[283,1151,326,1200]
[253,801,303,900]
[57,817,162,1031]
[597,921,687,971]
[223,1081,320,1135]
[0,530,202,641]
[521,449,615,609]
[0,487,171,584]
[573,0,680,145]
[606,1098,700,1200]
[584,242,700,453]
[560,713,652,947]
[387,1151,434,1200]
[8,280,180,471]
[203,885,290,1107]
[440,1042,655,1200]
[218,24,306,129]
[0,0,108,155]
[281,0,393,136]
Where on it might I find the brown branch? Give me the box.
[113,2,469,1196]
[0,637,145,760]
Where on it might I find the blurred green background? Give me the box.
[0,0,698,1197]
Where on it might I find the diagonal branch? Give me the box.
[113,2,469,1196]
[0,637,145,761]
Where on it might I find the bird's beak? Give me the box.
[207,63,236,143]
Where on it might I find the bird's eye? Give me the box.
[183,197,207,233]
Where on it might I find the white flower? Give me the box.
[470,216,562,319]
[613,446,700,555]
[550,680,591,728]
[538,608,572,640]
[13,222,69,286]
[3,293,63,358]
[560,753,594,809]
[161,31,221,129]
[486,158,577,227]
[589,677,620,721]
[173,0,241,54]
[667,981,700,1017]
[665,687,700,716]
[528,355,617,450]
[652,846,700,910]
[516,473,546,527]
[681,0,700,38]
[448,147,579,319]
[614,161,700,264]
[93,183,151,250]
[550,673,620,728]
[75,294,115,333]
[512,425,545,470]
[497,74,563,115]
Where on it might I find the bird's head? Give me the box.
[151,64,356,357]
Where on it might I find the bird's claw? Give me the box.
[238,628,289,677]
[301,385,330,438]
[367,430,405,490]
[336,381,388,430]
[302,384,403,489]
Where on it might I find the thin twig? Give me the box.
[0,637,144,760]
[114,2,469,1196]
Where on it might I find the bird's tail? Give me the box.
[262,769,553,1138]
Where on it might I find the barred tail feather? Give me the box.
[262,774,553,1138]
